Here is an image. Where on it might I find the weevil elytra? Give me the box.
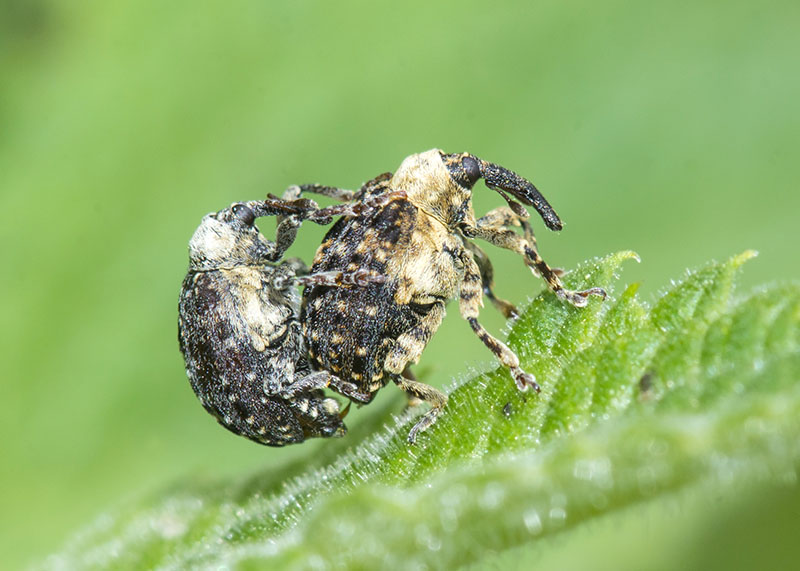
[301,149,605,442]
[178,190,400,446]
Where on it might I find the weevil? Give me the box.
[178,189,400,446]
[301,149,605,442]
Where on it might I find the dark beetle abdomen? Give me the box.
[302,198,421,396]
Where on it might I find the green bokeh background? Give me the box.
[1,0,797,567]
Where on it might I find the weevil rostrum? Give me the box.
[178,188,401,446]
[302,149,606,443]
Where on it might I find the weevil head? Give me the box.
[390,149,477,229]
[187,202,275,271]
[391,149,563,231]
[442,150,564,231]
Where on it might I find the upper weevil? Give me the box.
[178,190,399,446]
[301,149,605,442]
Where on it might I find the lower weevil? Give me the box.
[302,149,605,443]
[178,190,399,446]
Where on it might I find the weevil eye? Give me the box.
[462,155,481,186]
[231,203,256,226]
[442,152,483,189]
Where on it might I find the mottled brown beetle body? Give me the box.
[179,192,396,446]
[302,149,605,442]
[302,183,463,398]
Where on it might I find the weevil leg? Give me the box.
[277,370,333,399]
[463,215,605,307]
[267,214,303,262]
[395,376,448,444]
[473,207,565,279]
[264,189,405,262]
[282,256,310,277]
[269,183,363,253]
[304,190,407,225]
[459,250,540,392]
[475,205,526,228]
[287,183,357,202]
[293,270,387,288]
[282,172,393,203]
[271,264,386,291]
[285,174,391,204]
[358,172,393,197]
[400,367,424,407]
[274,189,406,226]
[464,240,519,319]
[382,302,449,442]
[276,368,372,404]
[384,302,447,376]
[327,376,373,404]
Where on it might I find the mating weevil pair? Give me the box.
[178,149,605,446]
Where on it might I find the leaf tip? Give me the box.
[608,250,640,265]
[624,281,642,296]
[733,250,759,267]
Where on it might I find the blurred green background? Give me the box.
[1,0,798,567]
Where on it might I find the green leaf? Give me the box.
[42,251,800,570]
